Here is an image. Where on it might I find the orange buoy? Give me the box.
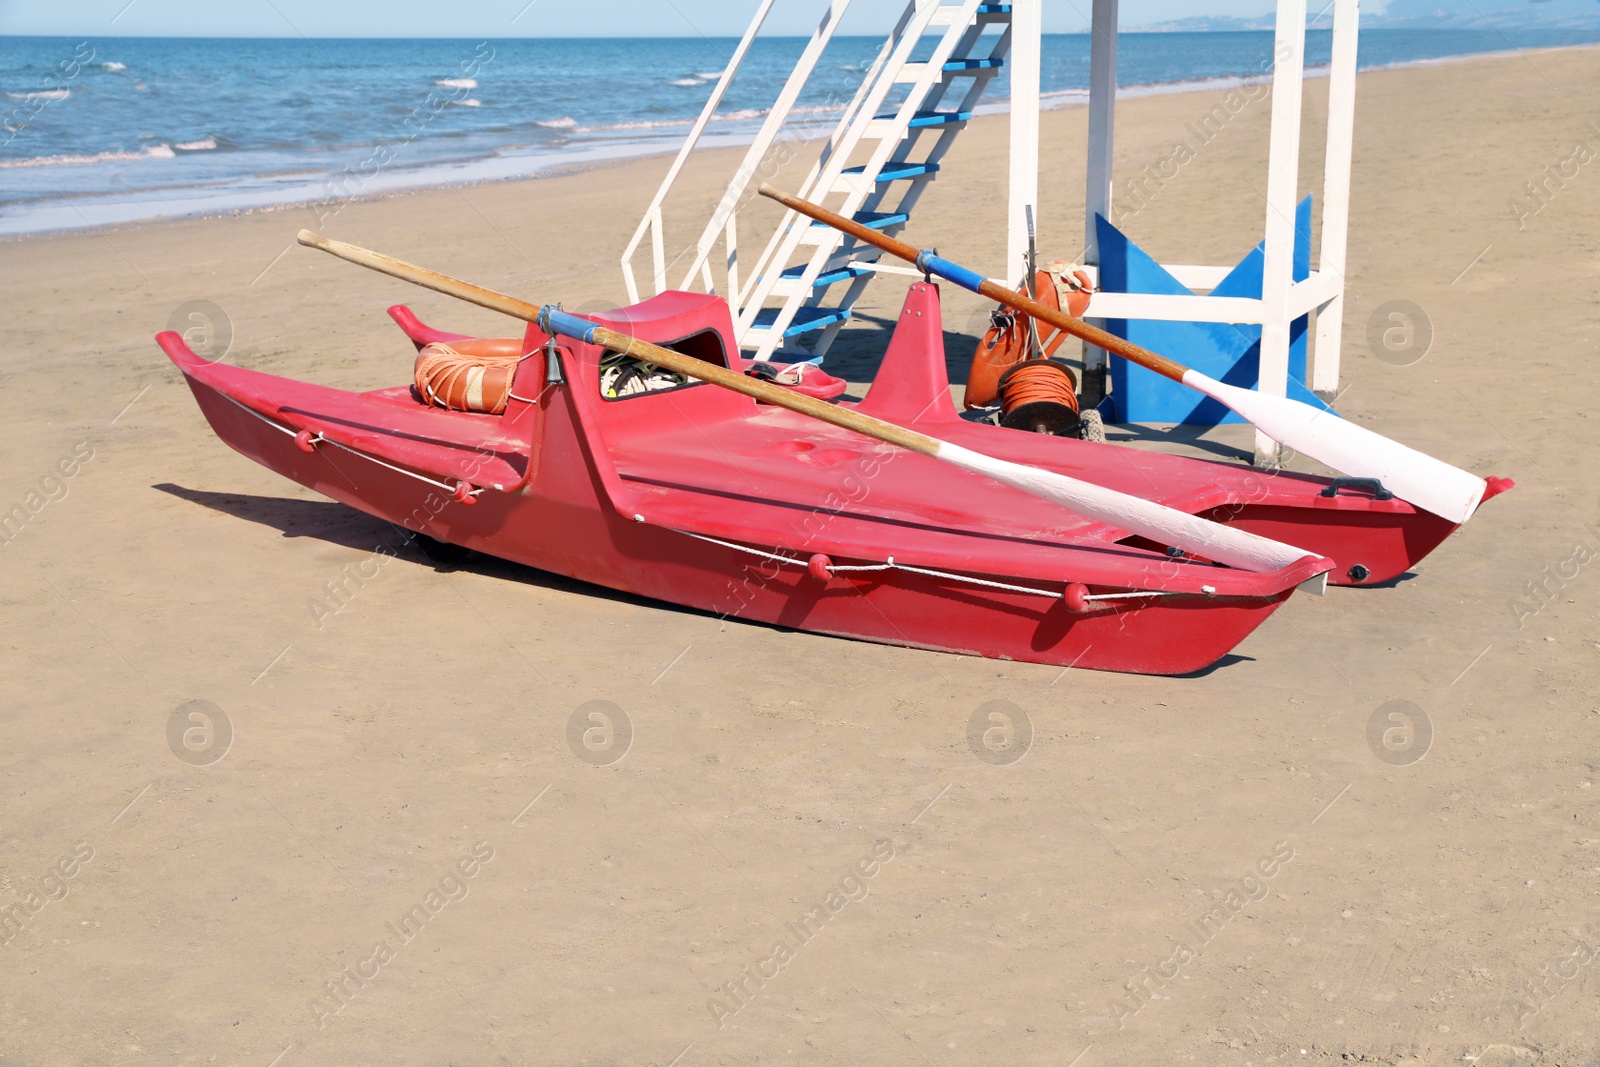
[965,264,1093,410]
[414,342,519,415]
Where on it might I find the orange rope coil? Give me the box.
[997,359,1080,434]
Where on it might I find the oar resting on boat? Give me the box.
[294,229,1330,584]
[756,183,1495,526]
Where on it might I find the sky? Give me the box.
[0,0,1283,38]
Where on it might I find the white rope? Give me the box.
[662,526,1215,602]
[666,529,806,567]
[315,435,478,496]
[220,391,298,437]
[217,393,483,497]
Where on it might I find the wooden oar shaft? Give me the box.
[293,229,1323,573]
[295,230,942,457]
[757,183,1189,383]
[586,324,941,455]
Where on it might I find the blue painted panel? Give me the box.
[1094,196,1334,425]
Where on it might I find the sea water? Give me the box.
[0,29,1593,236]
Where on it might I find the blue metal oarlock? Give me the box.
[538,305,598,344]
[914,250,987,295]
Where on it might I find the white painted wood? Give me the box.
[1254,0,1307,466]
[1183,370,1488,523]
[1007,0,1040,282]
[1083,0,1118,371]
[1076,272,1336,323]
[650,205,666,295]
[736,0,973,357]
[937,442,1319,573]
[618,0,779,302]
[1289,271,1342,319]
[1164,265,1234,289]
[1084,0,1118,263]
[1085,292,1269,324]
[1313,0,1359,393]
[724,213,740,300]
[847,260,925,277]
[675,0,855,294]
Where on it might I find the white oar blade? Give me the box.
[936,442,1321,575]
[1183,371,1487,525]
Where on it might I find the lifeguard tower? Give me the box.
[620,0,1361,467]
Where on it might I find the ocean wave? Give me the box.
[575,118,694,133]
[436,77,477,89]
[710,108,767,122]
[174,137,218,151]
[6,89,71,101]
[97,61,127,72]
[0,143,175,168]
[669,77,703,87]
[536,117,577,129]
[448,98,481,107]
[696,71,724,80]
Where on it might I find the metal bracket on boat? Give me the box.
[543,335,565,385]
[1319,476,1393,500]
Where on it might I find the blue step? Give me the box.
[780,263,875,287]
[942,58,1004,72]
[750,305,852,338]
[841,161,940,183]
[808,210,909,231]
[877,109,973,128]
[976,3,1012,12]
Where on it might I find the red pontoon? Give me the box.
[159,282,1344,675]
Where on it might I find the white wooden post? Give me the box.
[1313,0,1359,395]
[1255,0,1307,466]
[1006,0,1040,282]
[618,0,780,302]
[1083,0,1118,373]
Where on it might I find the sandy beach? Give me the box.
[2,42,1599,1066]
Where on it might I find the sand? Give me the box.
[2,43,1598,1067]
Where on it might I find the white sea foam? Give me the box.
[449,98,481,107]
[436,77,477,89]
[175,137,218,151]
[7,89,70,101]
[669,77,702,87]
[696,71,724,80]
[97,61,127,72]
[536,117,577,129]
[576,118,693,133]
[0,143,178,168]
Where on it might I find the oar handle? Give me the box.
[756,184,1189,384]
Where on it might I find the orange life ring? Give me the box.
[414,342,519,415]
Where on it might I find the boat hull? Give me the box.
[176,371,1296,676]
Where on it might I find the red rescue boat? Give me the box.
[159,281,1338,676]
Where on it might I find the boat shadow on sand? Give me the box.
[152,484,1262,678]
[152,482,669,612]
